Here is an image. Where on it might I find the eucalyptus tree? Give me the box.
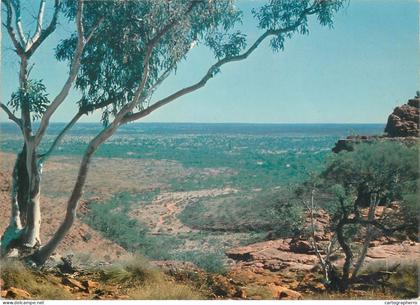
[0,0,345,266]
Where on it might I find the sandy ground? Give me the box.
[130,188,238,234]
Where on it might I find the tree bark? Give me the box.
[21,160,42,248]
[13,140,42,248]
[336,219,353,292]
[15,146,29,225]
[30,129,113,265]
[1,151,24,256]
[0,147,43,255]
[351,197,378,280]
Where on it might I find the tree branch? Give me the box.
[34,0,85,147]
[116,0,199,122]
[85,16,104,44]
[345,217,408,236]
[37,112,82,163]
[142,61,177,108]
[2,0,25,54]
[10,0,27,46]
[122,6,317,124]
[32,1,202,265]
[351,196,378,280]
[25,0,60,56]
[307,189,330,281]
[0,102,22,128]
[38,97,116,162]
[27,0,46,50]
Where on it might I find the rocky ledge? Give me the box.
[225,236,419,299]
[385,97,419,137]
[333,96,419,153]
[224,207,419,299]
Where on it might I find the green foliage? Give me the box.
[302,142,419,237]
[179,188,303,236]
[55,0,345,124]
[322,142,419,216]
[294,142,419,291]
[57,0,244,122]
[82,192,182,260]
[8,79,50,121]
[314,142,419,228]
[400,185,419,239]
[270,193,305,237]
[172,251,227,274]
[253,0,345,51]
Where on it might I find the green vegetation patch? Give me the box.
[82,191,183,260]
[179,189,303,237]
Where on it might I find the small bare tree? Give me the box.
[299,142,418,292]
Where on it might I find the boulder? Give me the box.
[385,97,419,137]
[268,285,302,300]
[289,239,313,254]
[278,289,302,300]
[5,287,31,299]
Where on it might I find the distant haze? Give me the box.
[1,0,418,124]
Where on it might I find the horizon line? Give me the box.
[0,121,386,125]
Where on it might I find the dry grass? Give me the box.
[242,284,273,300]
[308,261,419,300]
[308,290,396,300]
[0,259,72,300]
[1,256,204,300]
[361,260,419,299]
[99,255,162,285]
[127,281,203,300]
[98,255,204,300]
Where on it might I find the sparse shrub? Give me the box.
[270,191,304,238]
[179,189,303,236]
[100,256,162,285]
[172,251,227,274]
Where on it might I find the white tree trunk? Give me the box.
[1,155,23,256]
[22,188,42,247]
[21,146,43,248]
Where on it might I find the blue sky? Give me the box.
[1,0,418,124]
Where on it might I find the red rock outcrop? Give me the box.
[385,97,419,137]
[332,96,419,153]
